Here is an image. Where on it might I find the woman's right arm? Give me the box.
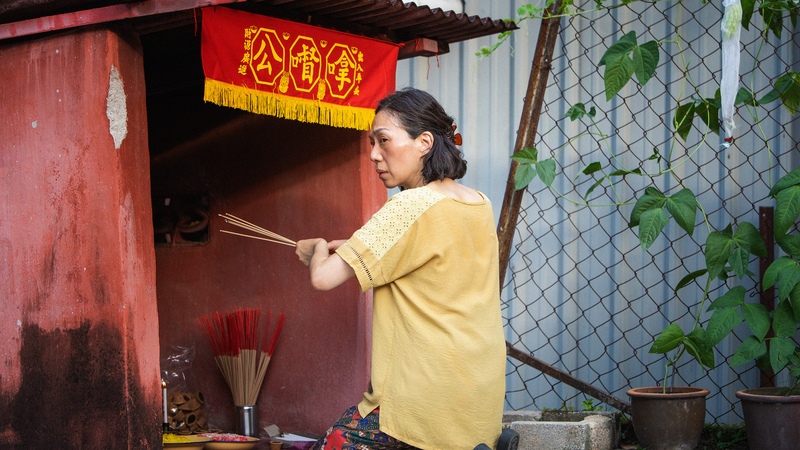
[296,238,355,291]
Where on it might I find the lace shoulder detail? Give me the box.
[353,187,446,260]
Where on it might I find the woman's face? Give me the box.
[369,110,430,190]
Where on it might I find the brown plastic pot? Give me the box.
[627,386,710,450]
[736,387,800,450]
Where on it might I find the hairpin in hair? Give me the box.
[451,125,462,146]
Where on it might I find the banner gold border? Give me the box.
[204,78,376,131]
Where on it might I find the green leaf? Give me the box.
[775,186,800,236]
[720,223,734,239]
[765,257,796,288]
[760,72,800,114]
[761,4,783,40]
[770,167,800,197]
[673,102,695,141]
[773,299,797,338]
[708,285,746,311]
[649,323,685,354]
[706,307,742,347]
[791,282,800,322]
[632,40,659,86]
[608,168,642,177]
[536,159,557,187]
[647,147,662,162]
[629,187,667,227]
[741,0,756,30]
[694,99,721,135]
[638,208,670,252]
[565,103,590,121]
[770,337,796,373]
[734,222,767,257]
[604,56,635,101]
[778,72,800,115]
[755,354,771,371]
[514,163,537,190]
[599,31,637,66]
[789,352,800,369]
[735,88,757,106]
[741,303,771,341]
[517,3,540,17]
[511,146,538,165]
[580,162,603,177]
[685,328,715,369]
[777,263,800,302]
[584,178,606,200]
[777,234,800,258]
[706,231,736,280]
[665,188,697,236]
[729,246,750,279]
[730,335,767,366]
[675,269,708,294]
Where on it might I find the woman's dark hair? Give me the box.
[375,88,467,183]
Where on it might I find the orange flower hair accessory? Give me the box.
[450,125,462,146]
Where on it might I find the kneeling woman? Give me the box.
[296,88,506,450]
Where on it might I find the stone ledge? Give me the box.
[503,411,620,450]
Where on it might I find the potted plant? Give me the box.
[621,193,764,450]
[704,167,800,450]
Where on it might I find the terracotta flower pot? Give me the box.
[736,387,800,450]
[627,386,710,450]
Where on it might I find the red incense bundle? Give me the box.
[197,308,285,407]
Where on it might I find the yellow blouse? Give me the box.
[336,186,506,450]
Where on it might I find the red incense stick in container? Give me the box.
[197,308,285,407]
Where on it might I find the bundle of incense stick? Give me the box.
[219,213,295,247]
[196,308,285,407]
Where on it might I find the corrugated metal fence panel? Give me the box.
[396,0,799,423]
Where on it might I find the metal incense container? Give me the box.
[234,405,258,437]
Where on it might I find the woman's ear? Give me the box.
[418,131,434,156]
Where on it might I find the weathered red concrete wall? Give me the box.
[0,26,161,448]
[151,108,386,435]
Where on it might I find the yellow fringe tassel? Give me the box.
[203,78,375,131]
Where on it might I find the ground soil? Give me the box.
[619,421,749,450]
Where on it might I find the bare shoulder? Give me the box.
[426,179,484,202]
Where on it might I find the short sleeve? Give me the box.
[335,188,445,292]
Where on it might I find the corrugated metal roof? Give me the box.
[0,0,516,50]
[262,0,516,44]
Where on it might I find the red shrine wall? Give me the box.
[0,26,161,448]
[150,103,385,435]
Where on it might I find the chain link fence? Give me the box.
[501,0,800,424]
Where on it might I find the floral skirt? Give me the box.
[310,406,417,450]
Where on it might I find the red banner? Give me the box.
[201,7,399,130]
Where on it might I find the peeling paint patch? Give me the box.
[106,66,127,149]
[31,121,37,128]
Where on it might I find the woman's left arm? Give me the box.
[296,238,355,291]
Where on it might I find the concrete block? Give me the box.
[504,411,620,450]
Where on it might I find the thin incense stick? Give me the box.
[219,230,296,247]
[221,213,287,239]
[219,213,296,245]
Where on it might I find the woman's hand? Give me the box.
[296,238,327,266]
[328,239,347,252]
[295,238,356,290]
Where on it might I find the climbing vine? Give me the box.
[486,0,800,391]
